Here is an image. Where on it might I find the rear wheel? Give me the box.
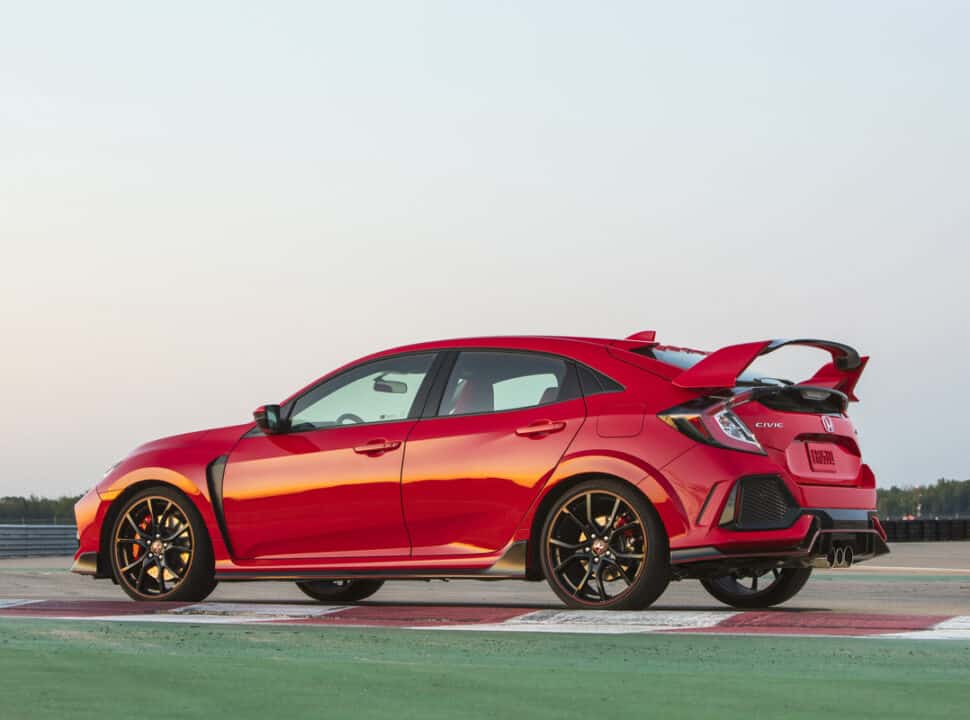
[700,567,812,608]
[110,486,216,602]
[540,479,670,610]
[296,579,385,603]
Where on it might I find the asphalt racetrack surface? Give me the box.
[1,543,969,719]
[3,542,969,614]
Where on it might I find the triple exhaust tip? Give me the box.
[826,545,854,569]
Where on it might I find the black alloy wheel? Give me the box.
[110,486,216,602]
[297,579,385,603]
[540,479,669,610]
[700,567,813,608]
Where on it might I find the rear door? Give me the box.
[401,350,586,558]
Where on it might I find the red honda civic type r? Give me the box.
[73,332,888,610]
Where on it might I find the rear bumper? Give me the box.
[671,507,889,567]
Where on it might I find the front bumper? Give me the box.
[71,552,99,576]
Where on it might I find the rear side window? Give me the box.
[438,351,579,416]
[577,365,624,395]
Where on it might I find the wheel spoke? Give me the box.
[163,525,189,542]
[751,574,759,592]
[575,564,593,593]
[125,513,148,538]
[157,501,174,533]
[595,564,607,599]
[156,560,167,593]
[605,497,621,532]
[613,551,644,561]
[548,538,582,549]
[554,552,583,573]
[560,508,588,534]
[146,499,157,536]
[585,493,595,529]
[135,561,147,591]
[167,544,192,553]
[604,557,633,586]
[121,556,144,573]
[609,519,642,538]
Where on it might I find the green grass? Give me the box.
[1,618,968,719]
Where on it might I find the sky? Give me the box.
[1,1,968,497]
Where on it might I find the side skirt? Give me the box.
[214,541,528,582]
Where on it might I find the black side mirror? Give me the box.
[253,404,288,434]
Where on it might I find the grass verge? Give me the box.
[1,618,967,719]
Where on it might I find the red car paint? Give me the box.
[74,333,886,586]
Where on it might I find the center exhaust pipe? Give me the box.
[814,545,855,569]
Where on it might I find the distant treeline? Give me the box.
[2,480,969,524]
[878,478,970,519]
[0,494,82,524]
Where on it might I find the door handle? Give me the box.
[515,420,566,437]
[353,439,401,455]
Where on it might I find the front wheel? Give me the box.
[700,567,812,608]
[296,579,385,603]
[109,486,216,602]
[539,479,670,610]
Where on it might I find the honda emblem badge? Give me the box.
[821,416,835,433]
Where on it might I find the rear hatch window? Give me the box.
[635,347,788,387]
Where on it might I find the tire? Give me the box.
[700,567,812,609]
[296,579,385,603]
[109,485,217,602]
[539,478,670,610]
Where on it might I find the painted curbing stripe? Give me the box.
[883,616,970,641]
[171,602,349,619]
[679,611,949,637]
[428,610,739,634]
[0,599,42,609]
[277,605,537,627]
[2,600,968,639]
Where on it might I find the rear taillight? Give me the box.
[659,398,765,455]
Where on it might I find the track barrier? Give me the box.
[0,524,78,558]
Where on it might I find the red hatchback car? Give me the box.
[73,333,887,610]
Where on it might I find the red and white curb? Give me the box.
[1,599,968,640]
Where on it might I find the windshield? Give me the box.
[639,347,790,386]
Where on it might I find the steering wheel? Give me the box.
[336,413,364,425]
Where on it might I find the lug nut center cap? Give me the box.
[149,540,164,555]
[591,539,609,556]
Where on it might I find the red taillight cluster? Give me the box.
[658,399,765,455]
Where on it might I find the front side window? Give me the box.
[288,353,436,430]
[438,351,574,416]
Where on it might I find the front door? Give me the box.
[401,350,586,558]
[222,352,438,561]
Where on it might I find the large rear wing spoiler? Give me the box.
[672,339,869,401]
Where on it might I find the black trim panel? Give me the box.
[206,454,233,557]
